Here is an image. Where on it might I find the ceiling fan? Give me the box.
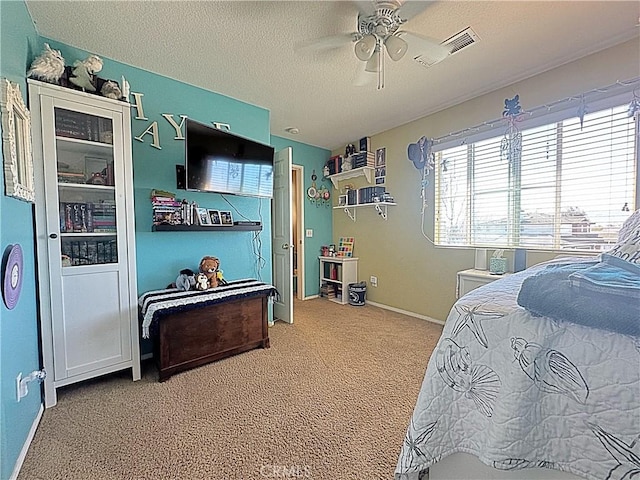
[298,0,450,89]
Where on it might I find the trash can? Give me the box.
[348,282,366,306]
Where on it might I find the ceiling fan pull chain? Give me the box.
[378,42,385,90]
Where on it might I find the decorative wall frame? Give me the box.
[1,79,35,202]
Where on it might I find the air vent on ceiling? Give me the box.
[412,26,479,69]
[442,27,479,54]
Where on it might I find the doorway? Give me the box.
[292,165,304,300]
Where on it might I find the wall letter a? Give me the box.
[135,122,162,149]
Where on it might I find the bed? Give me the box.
[396,212,640,480]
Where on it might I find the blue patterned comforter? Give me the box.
[396,258,640,480]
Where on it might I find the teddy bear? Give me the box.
[199,256,221,289]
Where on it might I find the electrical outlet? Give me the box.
[370,275,378,287]
[306,229,313,238]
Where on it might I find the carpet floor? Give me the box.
[18,298,443,480]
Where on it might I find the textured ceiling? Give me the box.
[25,1,640,150]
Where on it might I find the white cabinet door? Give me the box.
[58,269,131,378]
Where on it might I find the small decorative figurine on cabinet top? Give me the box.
[27,43,66,84]
[69,54,103,92]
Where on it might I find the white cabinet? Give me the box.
[29,80,140,407]
[457,269,510,298]
[319,256,358,304]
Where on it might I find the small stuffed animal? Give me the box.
[69,54,103,92]
[175,268,196,291]
[195,273,209,291]
[27,43,66,83]
[199,256,220,288]
[216,270,228,286]
[100,80,122,100]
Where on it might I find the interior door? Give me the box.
[272,147,293,323]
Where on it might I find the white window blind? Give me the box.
[435,104,638,250]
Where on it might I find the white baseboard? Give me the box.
[365,300,446,326]
[10,403,44,480]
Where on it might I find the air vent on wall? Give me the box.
[413,26,480,68]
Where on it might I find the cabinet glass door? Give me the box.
[54,107,118,267]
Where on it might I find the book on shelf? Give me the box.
[58,171,86,184]
[359,136,371,153]
[327,155,343,175]
[54,111,112,144]
[59,201,117,233]
[61,239,117,265]
[151,198,182,207]
[150,189,176,199]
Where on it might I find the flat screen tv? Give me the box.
[185,118,274,198]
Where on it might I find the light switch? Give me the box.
[306,229,313,237]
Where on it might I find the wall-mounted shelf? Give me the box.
[152,224,262,232]
[334,202,396,221]
[326,166,374,189]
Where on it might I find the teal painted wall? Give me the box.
[0,3,333,475]
[0,1,42,478]
[42,38,275,352]
[42,39,273,290]
[271,136,331,297]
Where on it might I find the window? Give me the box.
[435,103,638,251]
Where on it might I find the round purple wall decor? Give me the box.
[2,244,24,310]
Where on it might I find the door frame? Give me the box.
[292,164,305,300]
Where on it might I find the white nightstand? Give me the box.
[457,269,511,298]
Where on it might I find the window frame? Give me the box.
[434,92,639,251]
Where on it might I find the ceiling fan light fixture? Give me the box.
[384,35,408,61]
[354,34,377,61]
[365,49,381,73]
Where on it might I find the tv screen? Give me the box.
[185,119,274,198]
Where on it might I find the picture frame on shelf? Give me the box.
[196,207,212,226]
[375,164,386,185]
[338,194,348,206]
[208,209,221,225]
[219,210,233,226]
[375,147,386,167]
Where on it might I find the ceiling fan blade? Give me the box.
[395,0,435,23]
[398,31,450,65]
[295,33,357,53]
[352,0,377,17]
